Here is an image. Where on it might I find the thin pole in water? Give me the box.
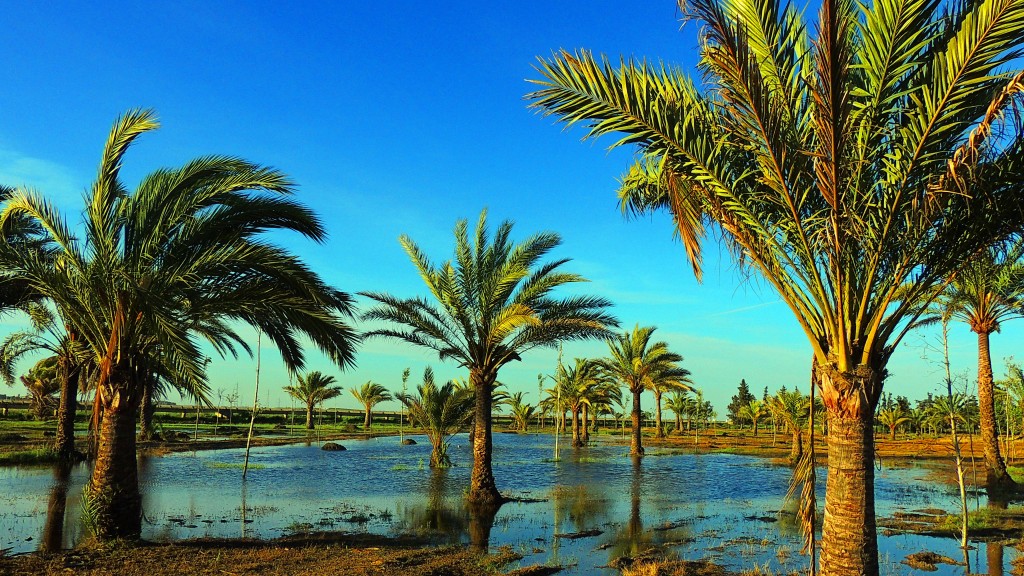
[243,330,261,480]
[553,345,562,461]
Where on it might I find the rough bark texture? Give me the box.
[87,389,143,540]
[977,330,1017,493]
[654,391,664,439]
[138,379,154,441]
[820,412,878,576]
[55,360,79,461]
[306,405,315,430]
[630,387,644,456]
[469,369,502,505]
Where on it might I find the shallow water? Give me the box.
[0,432,1015,574]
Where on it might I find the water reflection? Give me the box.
[398,468,469,539]
[40,463,72,552]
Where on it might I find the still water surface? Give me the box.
[0,433,1013,574]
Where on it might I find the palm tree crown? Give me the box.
[350,381,392,430]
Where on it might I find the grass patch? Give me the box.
[1007,466,1024,483]
[206,462,265,470]
[0,447,59,465]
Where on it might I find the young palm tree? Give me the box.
[876,406,910,440]
[362,210,616,505]
[739,399,765,437]
[597,325,683,456]
[350,381,393,431]
[770,389,812,463]
[397,367,474,467]
[943,240,1024,491]
[528,0,1024,569]
[0,109,359,541]
[557,358,601,447]
[284,371,342,430]
[505,391,536,432]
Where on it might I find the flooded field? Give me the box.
[0,433,1014,574]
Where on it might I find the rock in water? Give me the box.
[401,438,417,445]
[321,442,346,451]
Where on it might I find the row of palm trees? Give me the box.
[525,0,1024,571]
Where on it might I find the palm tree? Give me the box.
[0,302,90,460]
[648,362,693,439]
[665,390,690,434]
[19,356,59,419]
[770,389,812,463]
[349,381,392,431]
[0,109,359,541]
[739,399,765,437]
[284,371,342,430]
[876,406,910,440]
[943,240,1024,492]
[506,392,536,432]
[528,0,1024,569]
[557,358,602,447]
[597,325,683,456]
[362,210,616,505]
[397,367,474,467]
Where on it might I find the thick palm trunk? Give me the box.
[571,408,583,447]
[582,404,590,444]
[306,405,315,429]
[820,407,877,575]
[675,414,682,435]
[138,380,154,441]
[55,360,80,461]
[977,330,1016,492]
[752,419,758,437]
[889,426,896,440]
[630,387,644,456]
[87,391,143,540]
[363,407,372,431]
[654,391,664,439]
[469,369,502,505]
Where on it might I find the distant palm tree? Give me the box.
[944,240,1024,492]
[876,406,910,440]
[350,381,392,431]
[769,389,812,464]
[362,210,616,505]
[0,110,360,541]
[284,371,342,430]
[19,356,59,419]
[598,325,683,456]
[739,399,765,437]
[649,364,693,438]
[665,390,690,434]
[557,358,602,447]
[397,367,474,467]
[505,392,536,432]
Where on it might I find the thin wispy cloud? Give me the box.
[0,147,83,209]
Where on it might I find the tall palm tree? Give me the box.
[648,363,693,439]
[284,371,342,430]
[397,367,474,467]
[0,109,359,541]
[528,0,1024,569]
[350,381,392,431]
[598,325,683,456]
[943,240,1024,491]
[362,210,616,505]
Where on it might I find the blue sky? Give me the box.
[1,2,1018,414]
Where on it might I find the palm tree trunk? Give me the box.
[582,404,590,444]
[41,462,72,552]
[55,359,80,461]
[977,330,1016,492]
[790,428,803,463]
[469,369,502,505]
[87,387,143,540]
[364,407,371,431]
[654,391,664,439]
[820,411,877,576]
[753,418,758,437]
[889,425,896,441]
[630,386,644,456]
[138,378,154,441]
[306,405,315,429]
[571,408,582,448]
